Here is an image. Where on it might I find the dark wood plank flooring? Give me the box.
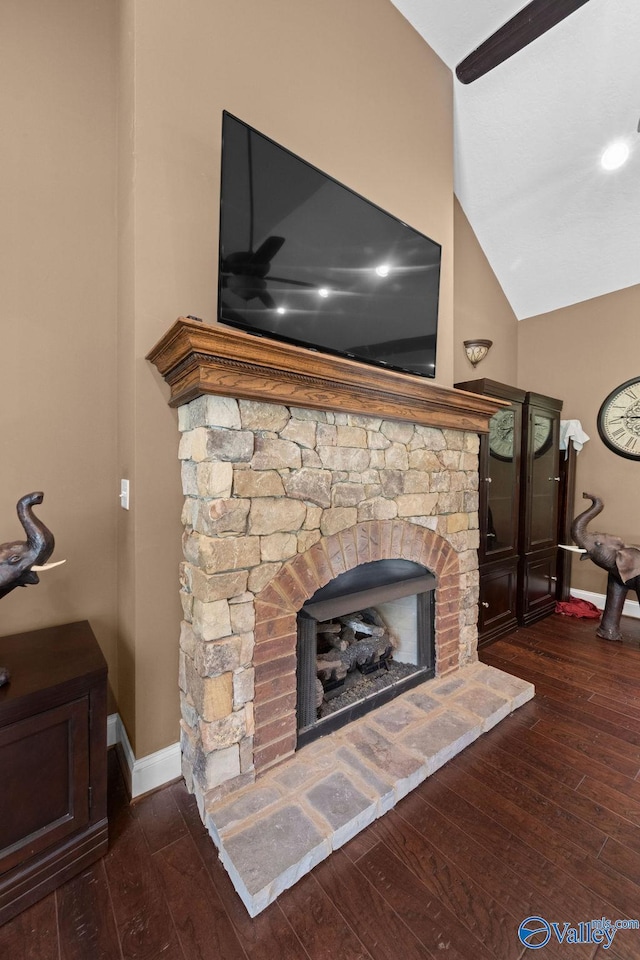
[3,613,640,959]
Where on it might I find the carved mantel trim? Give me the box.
[147,318,504,431]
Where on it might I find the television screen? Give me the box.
[218,112,441,379]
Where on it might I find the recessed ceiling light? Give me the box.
[375,264,390,277]
[276,306,286,315]
[318,287,329,298]
[600,140,630,171]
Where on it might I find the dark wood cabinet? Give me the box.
[455,379,526,644]
[455,380,564,643]
[518,391,563,625]
[0,621,108,926]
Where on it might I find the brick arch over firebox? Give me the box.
[252,519,461,775]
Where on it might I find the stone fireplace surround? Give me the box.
[148,318,534,915]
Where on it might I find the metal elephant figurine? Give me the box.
[563,492,640,641]
[0,492,65,686]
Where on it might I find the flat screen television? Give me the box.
[218,112,441,379]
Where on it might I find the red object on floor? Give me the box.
[555,596,601,619]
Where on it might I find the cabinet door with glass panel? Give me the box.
[454,380,526,564]
[482,403,526,562]
[520,393,563,554]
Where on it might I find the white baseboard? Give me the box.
[107,713,181,799]
[569,588,640,620]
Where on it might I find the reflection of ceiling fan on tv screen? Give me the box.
[222,236,319,310]
[220,124,317,310]
[456,0,591,84]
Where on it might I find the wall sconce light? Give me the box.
[464,339,493,368]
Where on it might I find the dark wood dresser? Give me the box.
[0,620,108,925]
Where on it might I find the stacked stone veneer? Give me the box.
[177,394,481,812]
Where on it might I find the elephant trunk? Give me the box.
[17,492,55,566]
[571,492,603,555]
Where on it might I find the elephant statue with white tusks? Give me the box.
[0,492,65,686]
[566,492,640,641]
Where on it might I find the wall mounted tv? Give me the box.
[218,112,442,379]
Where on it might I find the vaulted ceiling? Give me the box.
[390,0,640,320]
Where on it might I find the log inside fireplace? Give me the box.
[296,559,436,746]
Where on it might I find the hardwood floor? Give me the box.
[3,613,640,959]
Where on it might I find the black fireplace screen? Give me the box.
[296,559,436,746]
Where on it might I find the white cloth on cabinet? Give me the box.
[559,419,590,458]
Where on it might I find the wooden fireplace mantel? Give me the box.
[146,318,504,432]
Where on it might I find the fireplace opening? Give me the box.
[296,559,436,747]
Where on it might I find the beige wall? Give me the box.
[1,1,119,702]
[453,200,519,384]
[518,285,640,595]
[115,0,138,744]
[119,0,454,756]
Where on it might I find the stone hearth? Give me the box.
[207,661,532,916]
[147,318,534,916]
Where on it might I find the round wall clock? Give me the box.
[489,408,515,461]
[597,376,640,460]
